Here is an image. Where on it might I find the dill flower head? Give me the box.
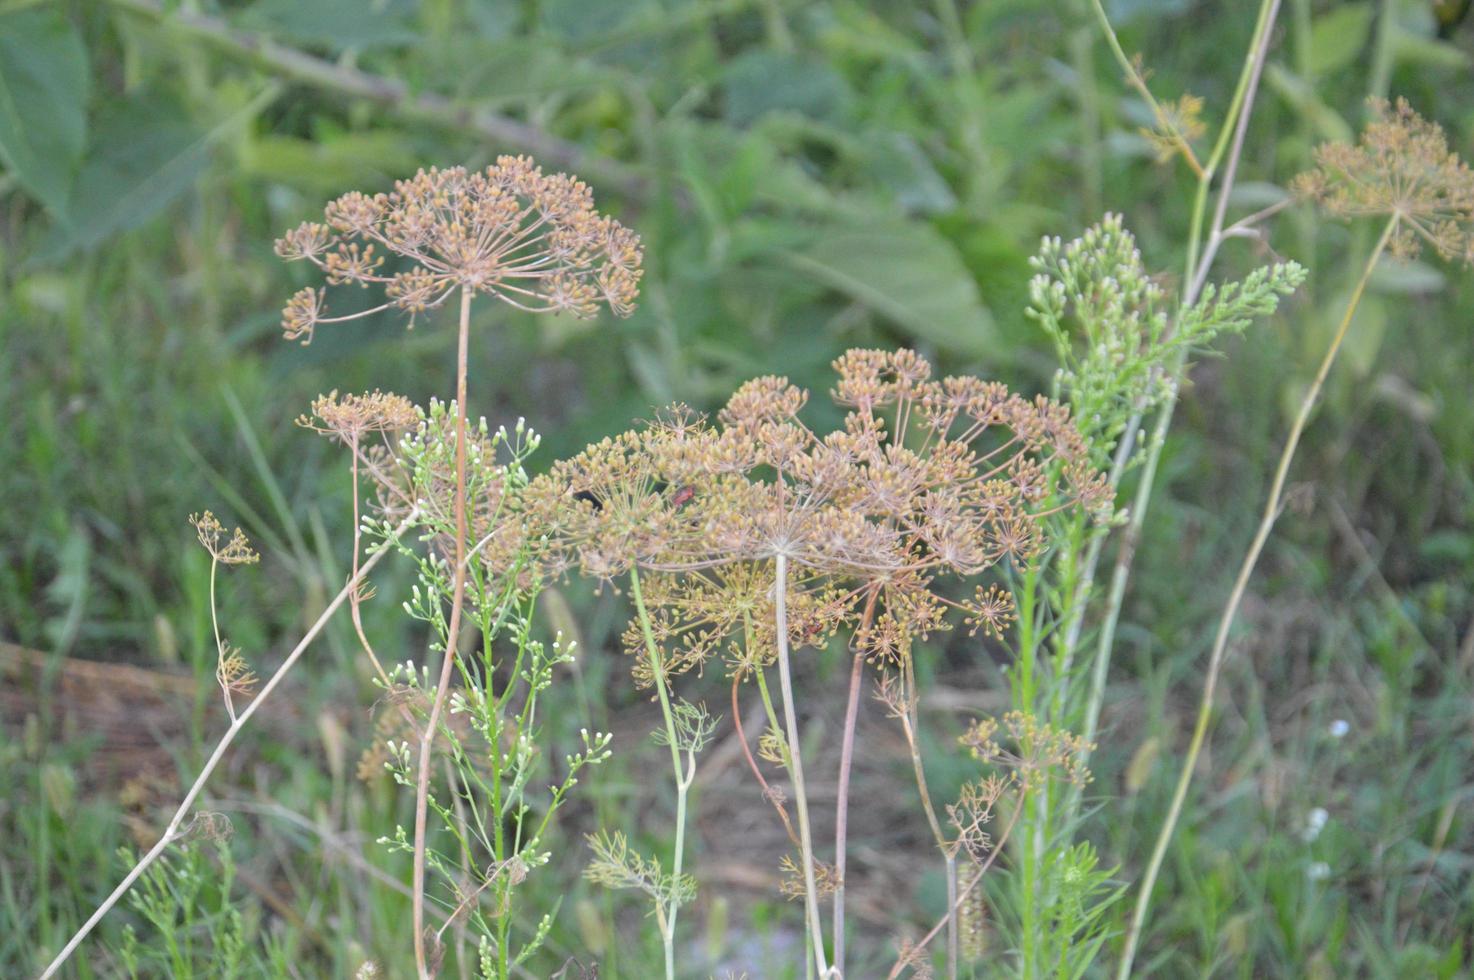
[527,348,1108,685]
[274,156,643,343]
[296,389,419,443]
[1294,97,1474,263]
[189,511,259,565]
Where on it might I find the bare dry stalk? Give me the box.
[412,286,474,978]
[39,509,420,980]
[1118,215,1396,976]
[774,553,832,977]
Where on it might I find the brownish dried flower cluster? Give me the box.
[189,511,260,565]
[297,390,419,443]
[522,349,1110,687]
[274,157,643,343]
[1294,98,1474,263]
[959,710,1094,792]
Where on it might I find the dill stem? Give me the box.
[885,796,1024,980]
[831,589,878,975]
[349,437,392,686]
[732,673,800,846]
[413,286,473,979]
[206,555,231,720]
[1072,0,1280,797]
[38,509,418,980]
[774,553,830,977]
[629,566,689,980]
[898,652,956,978]
[1118,215,1395,977]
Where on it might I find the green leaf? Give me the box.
[1309,2,1375,76]
[238,0,419,51]
[785,220,996,354]
[0,6,89,218]
[1371,259,1446,295]
[1340,293,1388,378]
[1392,30,1471,70]
[36,87,278,262]
[722,51,853,127]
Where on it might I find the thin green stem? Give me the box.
[38,510,418,980]
[773,553,830,977]
[628,566,687,980]
[1118,215,1396,977]
[413,285,474,979]
[1075,0,1281,781]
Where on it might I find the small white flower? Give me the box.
[1307,861,1331,881]
[1329,719,1349,738]
[1302,806,1329,842]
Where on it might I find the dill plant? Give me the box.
[41,157,641,980]
[1124,97,1474,973]
[527,351,1111,978]
[275,158,641,978]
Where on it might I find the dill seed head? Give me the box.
[297,389,419,442]
[1294,98,1474,263]
[189,511,260,565]
[275,157,643,344]
[960,711,1094,792]
[215,644,258,701]
[528,348,1108,687]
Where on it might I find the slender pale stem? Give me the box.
[897,656,956,979]
[628,566,690,980]
[1074,0,1281,780]
[413,286,473,979]
[38,510,418,980]
[885,801,1024,980]
[205,556,235,721]
[774,553,830,977]
[1117,216,1396,978]
[831,590,878,975]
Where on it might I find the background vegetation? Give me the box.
[3,0,1471,975]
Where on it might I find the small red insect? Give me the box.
[671,485,696,508]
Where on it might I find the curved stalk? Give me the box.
[629,567,693,980]
[774,553,830,977]
[1117,216,1396,977]
[413,286,474,979]
[831,589,878,975]
[1074,0,1282,781]
[38,509,418,980]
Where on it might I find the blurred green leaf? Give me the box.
[237,0,419,51]
[785,220,996,354]
[0,6,89,218]
[722,51,853,127]
[1309,3,1375,76]
[1371,259,1446,294]
[37,88,277,262]
[1340,293,1387,378]
[1392,29,1471,70]
[244,131,422,194]
[1266,65,1352,143]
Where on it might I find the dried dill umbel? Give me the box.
[1294,97,1474,263]
[274,157,643,343]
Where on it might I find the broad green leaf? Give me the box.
[785,220,996,354]
[37,88,276,261]
[243,132,423,194]
[1309,2,1374,76]
[1340,293,1388,378]
[722,51,853,127]
[0,6,89,218]
[238,0,419,51]
[1371,259,1446,295]
[1393,30,1471,70]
